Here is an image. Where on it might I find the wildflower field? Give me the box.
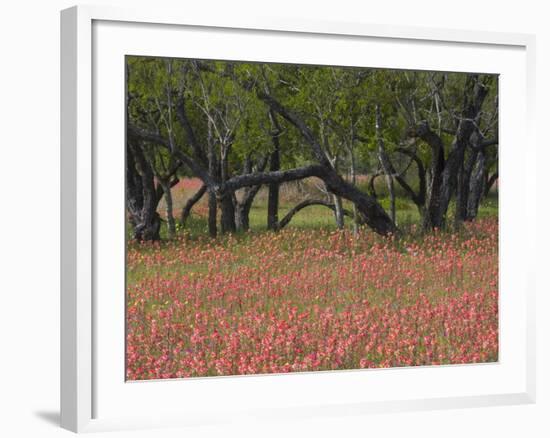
[126,210,498,380]
[125,59,500,380]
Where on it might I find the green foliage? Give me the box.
[127,55,499,236]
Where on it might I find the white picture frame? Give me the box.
[60,4,536,433]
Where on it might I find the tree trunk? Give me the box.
[432,75,489,228]
[276,199,356,230]
[349,149,359,237]
[206,118,219,238]
[223,162,396,235]
[207,190,217,238]
[235,203,249,231]
[256,90,397,236]
[235,184,262,231]
[466,151,487,220]
[376,104,396,225]
[126,141,144,228]
[432,146,463,229]
[126,141,161,241]
[235,196,253,231]
[332,194,345,229]
[267,110,281,230]
[485,172,498,197]
[368,173,379,198]
[411,123,446,230]
[180,184,207,226]
[454,148,477,227]
[218,141,237,234]
[394,147,428,226]
[322,170,397,235]
[219,190,236,234]
[159,178,176,239]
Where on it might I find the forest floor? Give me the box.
[126,178,498,380]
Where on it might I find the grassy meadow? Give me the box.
[126,178,498,380]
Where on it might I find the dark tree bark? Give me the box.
[455,149,478,225]
[126,141,144,228]
[275,199,355,230]
[224,163,396,235]
[154,176,179,210]
[358,124,428,226]
[267,110,281,230]
[158,177,176,239]
[433,75,489,228]
[126,62,161,241]
[320,170,397,235]
[454,132,496,225]
[207,190,217,238]
[332,194,345,229]
[234,185,262,231]
[219,192,236,233]
[180,183,207,226]
[395,147,427,208]
[466,151,487,220]
[130,111,396,235]
[485,172,499,197]
[206,119,219,237]
[347,142,360,236]
[368,172,380,198]
[407,75,489,230]
[129,123,396,236]
[255,90,397,236]
[234,155,267,231]
[375,104,396,224]
[408,121,446,230]
[126,141,161,241]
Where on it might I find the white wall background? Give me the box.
[0,1,547,437]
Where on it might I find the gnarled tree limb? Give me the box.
[276,199,357,230]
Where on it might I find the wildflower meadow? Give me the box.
[126,203,498,380]
[126,58,499,380]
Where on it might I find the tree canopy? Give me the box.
[126,56,498,241]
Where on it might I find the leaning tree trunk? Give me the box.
[235,184,262,231]
[180,184,207,227]
[484,172,499,197]
[367,172,380,198]
[234,154,267,232]
[233,89,397,235]
[224,163,397,235]
[275,199,356,230]
[322,170,396,235]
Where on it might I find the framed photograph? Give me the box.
[61,5,536,433]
